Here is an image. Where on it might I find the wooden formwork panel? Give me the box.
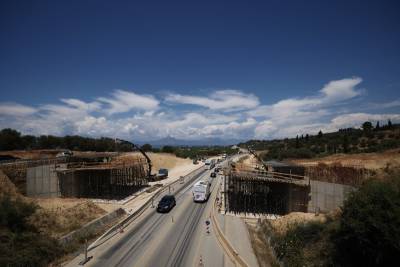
[58,164,148,199]
[225,174,310,215]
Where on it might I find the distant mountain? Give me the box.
[137,136,242,147]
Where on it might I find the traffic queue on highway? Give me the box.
[156,155,226,212]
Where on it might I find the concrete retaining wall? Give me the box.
[308,180,355,213]
[26,164,65,197]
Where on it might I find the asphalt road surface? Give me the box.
[79,160,233,267]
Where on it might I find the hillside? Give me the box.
[239,121,400,161]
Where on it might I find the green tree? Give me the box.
[161,145,175,153]
[375,121,380,130]
[318,130,323,138]
[362,121,373,132]
[0,128,22,150]
[342,135,349,153]
[333,177,400,266]
[388,119,393,128]
[141,143,153,152]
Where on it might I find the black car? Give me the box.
[157,195,176,213]
[210,172,217,178]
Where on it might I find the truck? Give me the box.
[204,158,216,170]
[192,180,211,202]
[157,168,168,179]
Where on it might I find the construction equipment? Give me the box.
[246,145,269,171]
[116,139,153,179]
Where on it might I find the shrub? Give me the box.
[0,196,63,266]
[333,177,400,266]
[271,221,330,267]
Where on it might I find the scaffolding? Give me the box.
[57,157,150,200]
[224,167,310,215]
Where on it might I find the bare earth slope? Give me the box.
[289,148,400,170]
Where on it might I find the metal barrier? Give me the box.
[87,165,206,251]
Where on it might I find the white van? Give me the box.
[192,180,211,202]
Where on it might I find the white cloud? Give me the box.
[0,103,37,116]
[98,90,159,114]
[327,113,400,130]
[370,99,400,109]
[251,77,364,139]
[320,77,362,102]
[60,98,101,112]
[1,77,399,142]
[165,89,259,111]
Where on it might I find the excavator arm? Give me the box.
[247,145,269,171]
[115,139,153,179]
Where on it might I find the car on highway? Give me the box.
[192,180,211,202]
[157,195,176,213]
[210,172,216,178]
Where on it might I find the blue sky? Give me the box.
[0,0,399,141]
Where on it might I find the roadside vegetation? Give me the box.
[239,121,400,161]
[0,128,134,152]
[252,169,400,267]
[157,145,239,159]
[0,128,238,160]
[0,196,62,266]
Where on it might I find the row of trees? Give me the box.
[0,128,135,152]
[142,144,239,159]
[239,121,400,160]
[0,129,238,160]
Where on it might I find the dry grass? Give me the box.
[0,149,62,160]
[0,169,21,199]
[269,212,327,235]
[113,152,191,174]
[30,200,106,238]
[1,169,107,238]
[0,149,119,160]
[247,221,279,267]
[290,148,400,170]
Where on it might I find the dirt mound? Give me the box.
[0,149,62,160]
[112,152,145,165]
[0,170,21,199]
[269,212,327,235]
[148,152,191,171]
[31,200,106,238]
[113,152,191,174]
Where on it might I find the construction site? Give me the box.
[56,158,150,199]
[223,149,311,215]
[0,145,156,201]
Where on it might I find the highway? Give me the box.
[79,160,233,267]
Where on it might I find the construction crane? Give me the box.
[115,139,153,179]
[247,145,269,171]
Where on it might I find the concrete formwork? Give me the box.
[224,171,310,215]
[57,163,148,200]
[307,180,355,213]
[26,164,65,197]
